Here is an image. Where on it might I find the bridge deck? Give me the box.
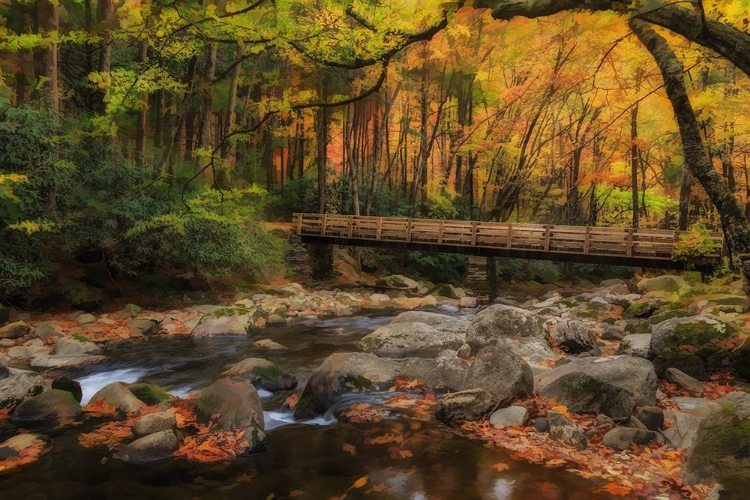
[292,213,724,270]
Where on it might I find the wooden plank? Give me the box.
[506,224,513,248]
[321,214,328,236]
[471,222,478,246]
[376,218,383,240]
[438,220,445,244]
[544,225,551,252]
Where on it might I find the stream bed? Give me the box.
[0,312,618,499]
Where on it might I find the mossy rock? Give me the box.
[126,383,172,405]
[653,347,708,380]
[626,309,691,334]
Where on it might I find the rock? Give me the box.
[191,314,252,337]
[390,311,471,333]
[602,324,627,341]
[129,319,159,337]
[634,406,664,431]
[666,368,704,395]
[29,353,106,369]
[376,274,420,291]
[223,358,297,391]
[76,313,96,325]
[0,434,48,460]
[0,321,29,340]
[7,344,49,360]
[117,430,179,463]
[435,388,495,425]
[369,293,390,303]
[134,412,176,436]
[359,322,465,359]
[252,339,287,350]
[616,334,651,358]
[90,382,146,413]
[649,316,737,380]
[602,427,657,450]
[0,373,49,410]
[127,383,172,405]
[551,319,601,355]
[33,320,63,338]
[196,377,265,452]
[636,275,688,293]
[465,304,555,359]
[547,411,588,450]
[267,314,286,326]
[52,376,83,402]
[295,352,467,417]
[625,297,671,319]
[54,337,101,356]
[114,304,142,319]
[533,418,550,432]
[0,354,8,380]
[489,406,528,428]
[11,389,81,422]
[463,346,533,401]
[537,356,657,420]
[430,283,461,299]
[458,297,478,308]
[682,392,750,486]
[456,344,472,360]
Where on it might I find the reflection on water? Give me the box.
[0,310,618,499]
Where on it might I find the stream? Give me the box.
[0,311,618,499]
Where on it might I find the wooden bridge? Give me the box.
[293,213,725,270]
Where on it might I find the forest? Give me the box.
[2,0,750,302]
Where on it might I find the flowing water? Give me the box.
[0,311,618,499]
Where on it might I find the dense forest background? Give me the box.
[1,0,750,304]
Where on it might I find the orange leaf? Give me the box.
[493,462,509,472]
[342,443,356,455]
[350,475,369,490]
[599,482,632,496]
[289,490,304,497]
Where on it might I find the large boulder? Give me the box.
[616,334,651,358]
[682,392,750,488]
[665,368,704,395]
[0,373,49,410]
[116,430,179,463]
[54,337,101,356]
[662,398,720,449]
[551,319,601,355]
[649,316,739,380]
[196,377,265,452]
[11,389,81,422]
[90,382,146,413]
[465,304,554,359]
[389,311,471,334]
[463,346,533,402]
[33,320,64,338]
[295,353,467,418]
[0,353,8,380]
[191,314,252,337]
[537,356,657,420]
[636,275,688,293]
[359,322,465,358]
[126,383,172,406]
[0,321,30,340]
[134,411,177,436]
[435,389,495,425]
[223,358,297,391]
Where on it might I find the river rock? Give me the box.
[0,321,29,340]
[134,411,176,436]
[537,356,657,420]
[359,322,465,358]
[116,429,179,463]
[682,392,750,486]
[551,319,601,355]
[76,314,96,325]
[0,354,8,380]
[662,399,720,449]
[636,275,688,293]
[8,344,50,360]
[377,275,420,291]
[666,368,704,395]
[223,358,297,391]
[33,320,63,338]
[602,427,657,451]
[252,339,287,350]
[295,352,467,417]
[463,346,533,401]
[52,376,83,402]
[435,388,494,425]
[616,334,651,358]
[389,311,471,334]
[191,314,252,337]
[11,389,81,422]
[0,433,48,460]
[634,406,664,431]
[90,382,146,413]
[54,337,101,356]
[127,383,172,405]
[548,411,588,450]
[129,319,159,337]
[490,406,528,428]
[465,304,554,360]
[0,373,49,410]
[196,377,265,452]
[430,283,462,299]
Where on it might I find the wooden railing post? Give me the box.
[438,220,444,244]
[584,226,591,254]
[471,222,478,246]
[544,225,551,252]
[406,219,412,243]
[376,217,383,240]
[295,213,303,235]
[347,216,353,238]
[506,224,513,248]
[321,214,328,236]
[626,228,634,257]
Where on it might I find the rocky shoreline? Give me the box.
[1,273,749,498]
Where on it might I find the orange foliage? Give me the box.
[173,430,249,463]
[78,421,134,450]
[0,437,50,473]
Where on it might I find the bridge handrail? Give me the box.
[292,213,725,261]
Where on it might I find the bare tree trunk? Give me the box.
[678,165,693,231]
[315,104,329,213]
[631,18,750,281]
[135,42,149,166]
[630,98,640,229]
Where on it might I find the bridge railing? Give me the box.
[292,213,725,261]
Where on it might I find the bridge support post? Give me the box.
[486,256,498,302]
[308,243,334,280]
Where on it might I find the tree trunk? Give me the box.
[678,164,693,231]
[135,42,149,166]
[631,18,750,281]
[38,0,59,123]
[315,104,329,213]
[630,101,640,229]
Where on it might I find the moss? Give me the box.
[627,309,691,333]
[71,333,90,343]
[338,375,373,391]
[252,365,282,383]
[687,406,750,484]
[555,300,579,308]
[213,306,251,318]
[127,383,171,405]
[292,395,313,419]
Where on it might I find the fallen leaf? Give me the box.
[342,443,356,455]
[350,475,369,490]
[493,462,509,472]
